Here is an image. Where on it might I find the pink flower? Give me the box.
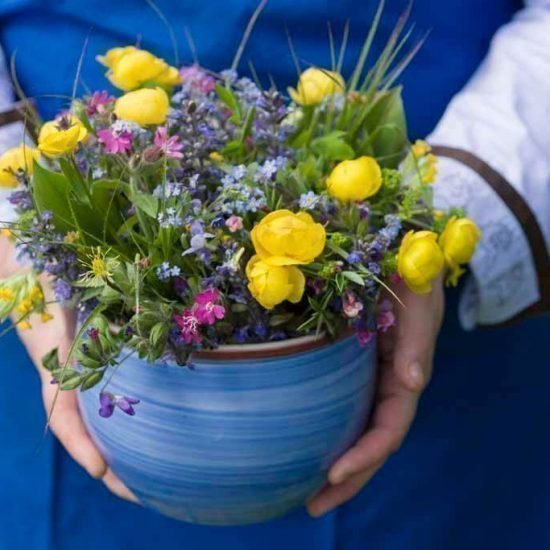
[389,273,403,285]
[154,127,184,159]
[174,310,202,345]
[193,288,226,326]
[376,299,396,333]
[87,91,115,116]
[225,215,243,233]
[97,128,132,154]
[180,65,216,94]
[356,327,375,347]
[342,291,364,319]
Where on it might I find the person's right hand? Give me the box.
[1,235,137,502]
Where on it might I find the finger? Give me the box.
[44,387,108,479]
[328,379,419,484]
[307,464,383,517]
[102,468,139,503]
[392,279,443,392]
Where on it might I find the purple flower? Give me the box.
[86,91,115,116]
[97,128,132,154]
[179,65,216,94]
[99,392,140,418]
[193,288,225,325]
[174,310,202,345]
[87,327,100,341]
[54,279,73,302]
[376,300,396,333]
[154,126,184,159]
[356,327,375,347]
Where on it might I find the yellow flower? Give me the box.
[397,230,445,294]
[326,156,382,202]
[0,228,12,237]
[251,210,326,266]
[411,139,431,158]
[28,285,43,302]
[38,115,88,158]
[79,248,120,287]
[17,320,32,330]
[0,288,13,301]
[439,216,482,267]
[64,231,80,244]
[0,144,40,187]
[246,255,305,309]
[209,151,224,163]
[288,67,345,106]
[114,87,170,126]
[98,46,180,91]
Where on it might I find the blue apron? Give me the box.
[2,1,549,549]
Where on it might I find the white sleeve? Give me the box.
[428,0,550,328]
[0,44,26,226]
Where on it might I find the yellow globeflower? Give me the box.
[246,255,305,310]
[0,144,40,188]
[98,46,180,91]
[288,67,344,106]
[251,210,326,266]
[114,87,170,126]
[326,156,382,202]
[38,115,88,158]
[397,230,445,294]
[439,216,482,267]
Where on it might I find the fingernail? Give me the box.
[408,362,424,390]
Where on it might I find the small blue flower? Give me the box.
[99,392,140,418]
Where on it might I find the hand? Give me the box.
[307,276,444,517]
[1,236,137,502]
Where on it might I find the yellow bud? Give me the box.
[1,228,13,237]
[288,67,344,106]
[38,116,88,158]
[251,209,326,266]
[64,231,80,244]
[41,312,54,323]
[98,46,180,91]
[246,255,305,309]
[0,288,13,301]
[114,87,170,126]
[326,156,382,202]
[17,320,32,330]
[397,230,445,294]
[411,139,431,158]
[0,144,40,187]
[17,298,33,315]
[439,217,482,267]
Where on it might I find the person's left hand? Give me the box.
[307,276,444,517]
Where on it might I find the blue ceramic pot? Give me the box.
[79,333,377,526]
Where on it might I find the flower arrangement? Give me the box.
[0,28,481,416]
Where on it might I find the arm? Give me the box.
[0,45,135,502]
[309,0,550,516]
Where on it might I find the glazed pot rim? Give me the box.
[191,328,355,361]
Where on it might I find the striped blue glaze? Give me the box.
[78,334,377,526]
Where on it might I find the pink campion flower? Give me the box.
[356,327,375,347]
[342,291,364,319]
[376,299,396,333]
[225,215,243,233]
[193,288,226,326]
[174,310,202,345]
[86,91,115,116]
[154,127,184,159]
[389,272,403,285]
[97,128,133,154]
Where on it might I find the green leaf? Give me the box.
[132,193,159,218]
[342,271,366,286]
[311,131,355,161]
[42,348,61,372]
[215,84,241,123]
[32,162,75,233]
[80,371,104,391]
[359,87,408,168]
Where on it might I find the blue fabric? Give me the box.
[2,1,549,549]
